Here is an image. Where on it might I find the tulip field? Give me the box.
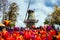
[0,26,60,40]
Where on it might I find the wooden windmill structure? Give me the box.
[24,0,38,28]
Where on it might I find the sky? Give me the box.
[0,0,60,27]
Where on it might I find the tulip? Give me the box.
[56,33,60,40]
[24,32,31,40]
[49,30,56,36]
[0,38,4,40]
[47,34,52,40]
[34,35,41,40]
[4,20,10,26]
[40,30,46,35]
[0,36,4,40]
[6,35,15,40]
[41,34,47,40]
[2,28,10,38]
[16,35,24,40]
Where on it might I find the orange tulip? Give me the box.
[4,20,10,26]
[56,33,60,40]
[13,31,20,38]
[16,35,24,40]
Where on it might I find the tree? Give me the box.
[51,5,60,25]
[0,0,8,22]
[44,5,60,26]
[7,2,19,26]
[44,19,49,24]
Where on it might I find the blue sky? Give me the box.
[0,0,60,27]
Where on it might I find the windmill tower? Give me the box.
[24,0,38,28]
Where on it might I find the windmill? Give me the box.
[24,0,38,28]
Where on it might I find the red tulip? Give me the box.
[10,35,15,40]
[0,32,2,36]
[41,34,46,40]
[0,37,4,40]
[47,34,52,40]
[40,30,46,35]
[24,32,31,40]
[35,35,41,40]
[13,31,20,38]
[13,31,17,37]
[49,30,56,36]
[6,35,15,40]
[2,30,10,38]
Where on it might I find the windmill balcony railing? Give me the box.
[24,19,38,23]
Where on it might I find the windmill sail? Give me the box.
[24,0,31,20]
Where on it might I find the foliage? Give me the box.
[44,19,49,24]
[7,2,19,25]
[51,6,60,25]
[44,6,60,25]
[3,2,19,26]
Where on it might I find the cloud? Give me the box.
[45,0,60,7]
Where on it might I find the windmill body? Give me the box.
[24,10,38,28]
